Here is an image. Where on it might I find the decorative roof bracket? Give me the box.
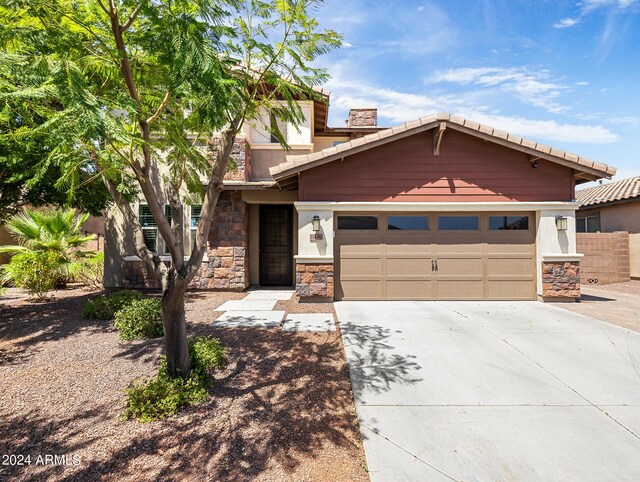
[433,122,447,156]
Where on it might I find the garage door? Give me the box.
[335,213,535,301]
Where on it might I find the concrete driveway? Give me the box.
[336,301,640,481]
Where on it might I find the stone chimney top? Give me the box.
[348,108,377,127]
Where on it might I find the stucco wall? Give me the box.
[0,224,13,265]
[631,233,640,279]
[249,148,310,180]
[579,202,640,233]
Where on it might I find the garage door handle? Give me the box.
[431,260,435,272]
[435,259,439,272]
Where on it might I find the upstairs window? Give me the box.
[269,111,288,143]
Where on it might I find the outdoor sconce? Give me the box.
[555,216,568,231]
[310,215,323,241]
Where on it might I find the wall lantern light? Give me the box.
[312,215,321,232]
[555,216,568,231]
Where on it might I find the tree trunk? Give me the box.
[161,269,190,378]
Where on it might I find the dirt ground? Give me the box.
[0,288,368,482]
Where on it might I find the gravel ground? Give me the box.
[0,288,368,481]
[585,280,640,296]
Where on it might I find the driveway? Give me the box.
[336,301,640,481]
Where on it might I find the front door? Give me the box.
[259,204,293,286]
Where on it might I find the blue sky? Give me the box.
[313,0,640,182]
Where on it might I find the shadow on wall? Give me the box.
[340,322,423,395]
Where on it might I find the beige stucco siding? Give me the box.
[580,202,640,233]
[631,233,640,279]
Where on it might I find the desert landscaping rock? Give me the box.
[0,288,368,481]
[283,314,336,332]
[213,310,286,327]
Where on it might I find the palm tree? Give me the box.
[0,208,95,281]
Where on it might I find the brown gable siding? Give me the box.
[299,130,575,202]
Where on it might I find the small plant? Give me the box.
[83,289,142,320]
[74,252,104,291]
[0,251,60,300]
[189,336,227,380]
[124,336,227,422]
[0,208,96,284]
[114,298,163,340]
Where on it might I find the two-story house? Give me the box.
[104,92,616,302]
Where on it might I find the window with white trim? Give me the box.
[138,204,171,254]
[190,205,202,250]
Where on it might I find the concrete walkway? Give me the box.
[336,301,640,481]
[212,289,335,331]
[552,286,640,333]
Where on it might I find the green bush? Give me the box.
[124,336,227,422]
[189,336,227,380]
[0,251,60,299]
[83,289,142,320]
[74,252,104,291]
[114,298,163,340]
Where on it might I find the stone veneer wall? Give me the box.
[124,191,249,291]
[295,263,334,300]
[209,137,250,182]
[541,261,580,299]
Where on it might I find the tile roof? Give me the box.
[269,112,616,180]
[576,176,640,207]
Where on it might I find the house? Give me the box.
[104,96,616,301]
[576,176,640,280]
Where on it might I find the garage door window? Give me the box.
[489,215,529,230]
[337,216,378,230]
[438,216,479,231]
[388,215,429,231]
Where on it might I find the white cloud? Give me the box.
[325,73,619,145]
[428,67,570,114]
[553,0,639,28]
[554,17,580,28]
[342,42,354,48]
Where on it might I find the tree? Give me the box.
[0,80,111,220]
[0,0,340,377]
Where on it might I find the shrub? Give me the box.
[74,252,104,291]
[114,298,163,340]
[189,336,227,380]
[0,251,60,300]
[124,336,227,422]
[83,289,142,320]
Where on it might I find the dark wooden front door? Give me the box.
[259,205,293,286]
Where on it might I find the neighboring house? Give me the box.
[576,176,640,279]
[104,100,616,302]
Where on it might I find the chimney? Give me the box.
[348,108,377,127]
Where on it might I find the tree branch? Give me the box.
[147,90,171,125]
[185,117,242,278]
[121,4,142,31]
